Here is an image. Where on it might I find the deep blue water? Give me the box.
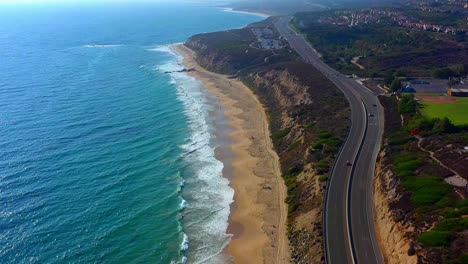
[0,3,262,263]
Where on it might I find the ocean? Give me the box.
[0,3,262,263]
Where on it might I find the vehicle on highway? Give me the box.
[373,104,377,107]
[346,160,352,166]
[368,113,374,117]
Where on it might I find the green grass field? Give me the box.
[420,97,468,126]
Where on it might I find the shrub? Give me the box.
[417,231,453,247]
[439,208,462,218]
[288,140,301,151]
[446,254,468,264]
[305,122,315,129]
[318,175,328,182]
[432,117,457,134]
[395,160,421,175]
[272,128,291,142]
[317,131,332,139]
[393,153,421,178]
[403,176,452,206]
[399,94,418,114]
[315,160,330,170]
[436,218,468,232]
[313,142,324,150]
[407,116,435,132]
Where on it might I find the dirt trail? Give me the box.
[416,136,467,198]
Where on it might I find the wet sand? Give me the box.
[173,44,290,264]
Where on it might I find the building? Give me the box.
[448,88,468,97]
[402,84,416,93]
[405,79,447,93]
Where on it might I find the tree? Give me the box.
[432,68,454,79]
[432,118,457,134]
[399,94,418,114]
[390,78,401,93]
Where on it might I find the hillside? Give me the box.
[292,1,468,78]
[374,95,468,263]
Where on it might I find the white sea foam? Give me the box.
[146,43,183,55]
[180,199,189,209]
[156,44,234,263]
[82,44,123,48]
[181,233,189,251]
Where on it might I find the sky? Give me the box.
[0,0,227,3]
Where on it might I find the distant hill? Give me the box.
[228,0,402,15]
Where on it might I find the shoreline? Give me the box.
[172,44,290,263]
[220,7,271,19]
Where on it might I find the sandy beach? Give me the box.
[221,8,271,19]
[173,44,290,264]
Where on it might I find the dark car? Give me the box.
[346,160,352,166]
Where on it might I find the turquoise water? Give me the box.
[0,3,262,263]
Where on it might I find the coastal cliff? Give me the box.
[244,62,349,263]
[185,19,350,263]
[374,149,418,264]
[374,96,468,264]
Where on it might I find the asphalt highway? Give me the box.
[274,17,385,264]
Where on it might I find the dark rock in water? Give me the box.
[164,68,195,74]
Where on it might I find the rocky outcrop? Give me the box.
[374,149,417,264]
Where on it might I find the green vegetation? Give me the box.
[446,255,468,264]
[436,218,468,232]
[393,151,452,208]
[417,231,453,247]
[283,172,300,215]
[318,175,328,182]
[292,8,467,77]
[317,131,332,139]
[398,94,462,133]
[403,176,452,207]
[305,122,315,129]
[398,94,418,114]
[312,142,324,150]
[272,128,291,143]
[383,95,467,257]
[315,160,329,170]
[186,26,296,75]
[420,97,468,126]
[312,131,342,151]
[432,64,467,79]
[417,217,468,248]
[389,77,401,93]
[288,140,301,151]
[388,131,412,146]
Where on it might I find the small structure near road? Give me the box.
[251,27,283,50]
[448,88,468,97]
[403,79,447,93]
